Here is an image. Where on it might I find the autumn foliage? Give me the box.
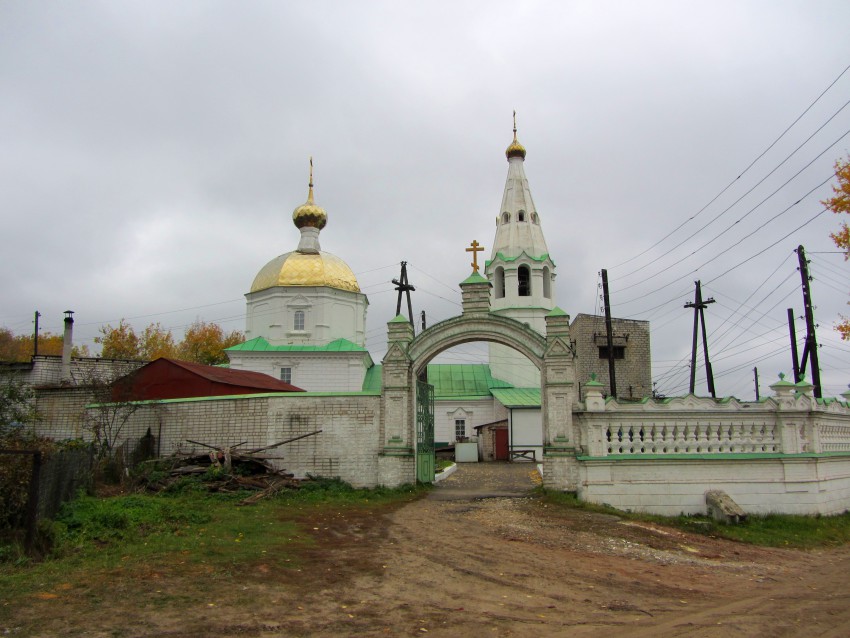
[823,156,850,340]
[94,320,243,365]
[0,328,90,363]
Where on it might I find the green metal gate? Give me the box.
[416,379,435,483]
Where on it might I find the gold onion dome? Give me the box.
[251,158,359,294]
[292,159,327,230]
[505,111,527,160]
[250,251,360,293]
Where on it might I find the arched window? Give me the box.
[294,310,305,331]
[518,265,531,297]
[502,212,510,224]
[532,213,539,224]
[495,267,505,299]
[518,210,526,222]
[543,266,551,299]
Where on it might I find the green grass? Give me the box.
[540,488,850,548]
[0,477,424,607]
[435,459,455,473]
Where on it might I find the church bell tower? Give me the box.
[485,116,557,387]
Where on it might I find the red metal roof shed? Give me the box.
[111,358,304,401]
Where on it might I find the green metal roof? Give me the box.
[490,387,541,408]
[362,364,513,398]
[485,251,555,267]
[460,271,489,285]
[427,364,512,399]
[362,364,383,392]
[226,337,367,353]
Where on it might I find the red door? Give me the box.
[494,428,509,461]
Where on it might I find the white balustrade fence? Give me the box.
[605,421,779,455]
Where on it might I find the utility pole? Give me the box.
[33,310,40,357]
[684,280,716,397]
[796,245,822,398]
[601,269,617,398]
[787,308,801,383]
[753,367,760,401]
[392,261,416,327]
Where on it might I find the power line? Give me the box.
[609,62,850,272]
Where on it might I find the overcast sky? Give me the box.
[2,1,849,399]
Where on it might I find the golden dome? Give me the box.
[505,138,526,160]
[250,251,361,293]
[505,110,527,160]
[292,158,327,230]
[292,187,327,230]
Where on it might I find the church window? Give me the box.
[532,213,539,224]
[518,265,531,297]
[495,267,505,299]
[280,367,292,383]
[598,346,625,360]
[502,212,510,224]
[455,419,466,441]
[518,210,526,222]
[294,310,305,331]
[543,267,551,299]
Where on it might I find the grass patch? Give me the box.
[0,477,423,614]
[539,488,850,548]
[669,512,850,548]
[435,459,455,473]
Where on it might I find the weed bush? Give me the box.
[0,428,57,530]
[54,494,212,547]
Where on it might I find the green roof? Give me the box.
[460,271,489,285]
[362,364,513,398]
[485,251,555,267]
[490,388,541,408]
[226,337,367,353]
[427,364,512,399]
[362,364,383,392]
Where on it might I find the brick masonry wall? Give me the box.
[569,393,850,515]
[25,356,144,387]
[571,314,652,400]
[34,392,388,488]
[579,456,850,516]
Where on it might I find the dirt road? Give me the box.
[276,463,850,637]
[8,463,850,637]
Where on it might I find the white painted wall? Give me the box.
[245,285,368,347]
[509,408,543,461]
[227,351,370,392]
[435,399,497,445]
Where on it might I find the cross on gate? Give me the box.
[466,240,484,273]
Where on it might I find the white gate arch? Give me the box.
[377,273,580,489]
[408,313,546,376]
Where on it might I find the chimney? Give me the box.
[62,310,74,383]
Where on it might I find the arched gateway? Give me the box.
[378,271,580,489]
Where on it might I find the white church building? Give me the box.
[224,125,650,459]
[26,121,850,517]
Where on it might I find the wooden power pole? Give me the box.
[796,245,822,397]
[684,280,716,397]
[392,261,416,327]
[601,269,617,398]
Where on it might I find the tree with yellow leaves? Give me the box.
[823,156,850,339]
[95,319,242,364]
[178,320,244,366]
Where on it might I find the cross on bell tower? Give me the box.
[466,240,484,273]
